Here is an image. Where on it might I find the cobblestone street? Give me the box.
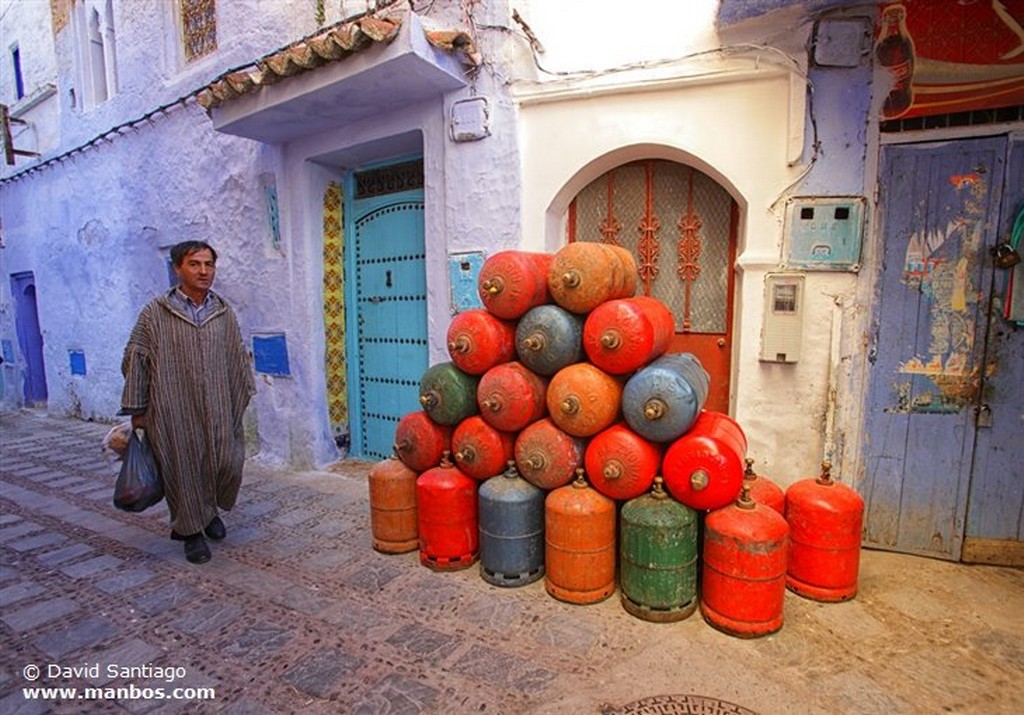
[2,410,1023,714]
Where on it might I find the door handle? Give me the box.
[717,338,726,348]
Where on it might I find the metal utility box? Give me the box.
[449,251,485,313]
[760,273,804,363]
[784,197,865,271]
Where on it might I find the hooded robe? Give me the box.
[121,290,256,536]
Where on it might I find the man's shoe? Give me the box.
[183,535,211,564]
[204,516,226,541]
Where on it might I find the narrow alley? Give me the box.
[2,410,1023,714]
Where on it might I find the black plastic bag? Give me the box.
[113,429,164,512]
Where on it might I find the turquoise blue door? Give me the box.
[347,162,428,460]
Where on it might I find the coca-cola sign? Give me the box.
[874,0,1024,119]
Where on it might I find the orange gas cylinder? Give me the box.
[545,469,617,604]
[583,296,675,375]
[701,484,790,638]
[607,244,639,297]
[546,363,622,438]
[451,415,515,481]
[784,463,865,602]
[393,410,451,472]
[585,423,663,501]
[744,458,785,515]
[662,411,747,511]
[368,455,418,554]
[446,309,517,375]
[548,242,638,314]
[514,417,587,490]
[478,250,553,320]
[477,361,548,432]
[416,452,479,571]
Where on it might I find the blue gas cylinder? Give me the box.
[478,460,546,587]
[515,304,584,377]
[621,353,709,443]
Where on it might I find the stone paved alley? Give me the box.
[1,410,1023,714]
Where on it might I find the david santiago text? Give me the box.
[40,663,188,683]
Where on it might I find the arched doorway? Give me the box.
[568,159,738,412]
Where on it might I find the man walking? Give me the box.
[120,241,256,564]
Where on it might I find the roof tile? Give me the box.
[197,12,476,112]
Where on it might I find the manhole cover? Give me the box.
[603,694,759,715]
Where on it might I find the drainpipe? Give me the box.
[822,295,843,469]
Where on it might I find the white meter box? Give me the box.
[784,197,865,271]
[761,273,804,363]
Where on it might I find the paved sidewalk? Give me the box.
[2,410,1023,715]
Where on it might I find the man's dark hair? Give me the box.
[170,241,218,267]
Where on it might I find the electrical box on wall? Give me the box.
[450,97,490,142]
[761,273,804,363]
[812,18,871,68]
[784,197,865,271]
[449,251,485,313]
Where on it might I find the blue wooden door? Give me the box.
[863,136,1007,560]
[10,272,48,407]
[962,134,1024,565]
[347,165,428,461]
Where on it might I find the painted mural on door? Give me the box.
[347,161,428,461]
[569,160,738,413]
[863,135,1024,562]
[963,133,1024,566]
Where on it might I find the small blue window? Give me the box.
[69,350,87,376]
[252,333,290,376]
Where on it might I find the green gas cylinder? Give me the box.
[619,476,698,622]
[418,362,480,426]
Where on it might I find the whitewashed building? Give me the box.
[2,0,1022,565]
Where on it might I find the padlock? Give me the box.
[991,242,1021,269]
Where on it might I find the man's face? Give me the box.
[174,248,217,297]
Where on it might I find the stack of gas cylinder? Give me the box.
[368,243,864,638]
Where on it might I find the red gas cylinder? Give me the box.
[416,451,479,571]
[451,415,515,481]
[368,455,418,554]
[585,423,663,501]
[545,469,617,604]
[546,363,622,438]
[446,309,517,375]
[701,484,790,638]
[477,361,548,432]
[662,411,747,511]
[583,296,675,375]
[393,411,451,472]
[548,242,638,315]
[785,463,865,602]
[513,417,586,491]
[478,250,553,320]
[744,457,785,515]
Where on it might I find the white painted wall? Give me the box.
[511,1,876,486]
